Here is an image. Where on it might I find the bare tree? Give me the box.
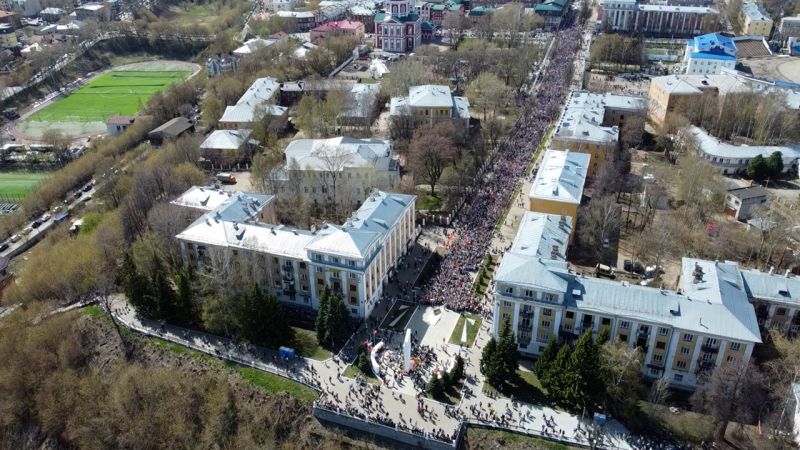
[313,142,353,219]
[691,361,767,441]
[578,195,620,263]
[409,125,457,196]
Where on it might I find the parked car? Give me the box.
[0,241,8,252]
[82,183,92,193]
[9,234,20,243]
[31,219,42,229]
[40,213,51,222]
[73,191,83,200]
[595,263,616,279]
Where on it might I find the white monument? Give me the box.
[403,328,412,371]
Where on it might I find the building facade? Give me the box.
[739,1,772,37]
[389,84,470,136]
[174,187,416,319]
[374,0,422,52]
[779,15,800,40]
[528,149,589,236]
[687,126,800,175]
[206,54,238,77]
[744,269,800,334]
[310,20,365,44]
[683,33,736,75]
[725,185,767,221]
[270,137,400,208]
[493,215,762,389]
[599,0,719,36]
[550,90,647,175]
[219,77,288,130]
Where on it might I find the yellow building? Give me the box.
[529,149,589,239]
[551,90,647,176]
[739,1,773,37]
[389,85,470,136]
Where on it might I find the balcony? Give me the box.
[646,363,665,371]
[696,360,715,372]
[701,344,719,353]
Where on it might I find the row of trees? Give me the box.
[480,320,519,387]
[589,34,644,68]
[746,151,784,181]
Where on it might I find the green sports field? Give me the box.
[0,172,49,201]
[27,70,190,123]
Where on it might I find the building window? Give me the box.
[653,354,663,362]
[674,374,684,382]
[542,308,552,316]
[777,307,787,316]
[659,328,669,336]
[727,355,736,363]
[505,286,513,294]
[541,321,551,329]
[620,321,631,329]
[503,301,512,308]
[683,334,693,342]
[702,352,714,361]
[730,342,741,351]
[705,338,717,347]
[566,311,575,319]
[680,347,690,355]
[524,290,534,298]
[656,341,666,350]
[676,361,687,369]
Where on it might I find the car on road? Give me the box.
[22,226,33,235]
[73,191,83,200]
[0,242,8,252]
[82,183,92,193]
[40,213,51,222]
[31,219,42,229]
[9,234,20,243]
[80,195,92,203]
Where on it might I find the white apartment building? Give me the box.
[174,186,416,319]
[493,212,762,389]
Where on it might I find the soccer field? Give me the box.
[27,70,190,123]
[0,172,50,200]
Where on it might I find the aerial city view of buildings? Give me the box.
[1,0,800,447]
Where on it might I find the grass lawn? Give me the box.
[83,305,103,319]
[484,368,550,406]
[0,171,49,200]
[291,327,332,360]
[27,70,189,123]
[635,401,712,443]
[448,312,482,347]
[418,194,442,211]
[343,364,380,384]
[227,363,318,404]
[467,427,582,449]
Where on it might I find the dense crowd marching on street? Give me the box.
[421,23,584,315]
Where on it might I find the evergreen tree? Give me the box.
[746,154,769,180]
[597,327,611,345]
[428,374,445,400]
[118,252,151,314]
[544,343,573,402]
[450,355,465,383]
[148,255,175,321]
[534,339,559,378]
[498,319,518,381]
[263,291,292,348]
[480,337,499,384]
[174,265,196,326]
[326,292,350,348]
[767,151,783,178]
[568,330,601,410]
[315,288,330,346]
[355,343,372,376]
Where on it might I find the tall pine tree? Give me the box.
[326,291,350,348]
[498,319,518,382]
[567,330,601,410]
[480,337,499,385]
[534,339,559,378]
[315,288,330,346]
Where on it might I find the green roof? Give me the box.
[375,12,386,21]
[432,4,445,11]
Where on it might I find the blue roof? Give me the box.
[693,32,736,54]
[690,51,736,61]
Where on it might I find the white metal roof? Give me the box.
[529,149,590,204]
[219,77,287,124]
[553,90,646,145]
[200,129,253,150]
[509,212,572,261]
[689,125,800,161]
[284,136,393,172]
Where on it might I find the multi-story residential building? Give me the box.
[725,185,767,221]
[75,2,110,21]
[739,1,772,37]
[389,85,470,135]
[374,0,422,52]
[493,215,762,389]
[778,15,800,39]
[686,126,800,175]
[534,0,569,29]
[218,77,288,130]
[743,269,800,334]
[276,10,320,31]
[206,54,238,77]
[646,70,800,128]
[550,90,647,176]
[174,186,416,319]
[599,0,719,36]
[683,33,737,75]
[270,137,400,208]
[528,150,589,237]
[310,20,365,44]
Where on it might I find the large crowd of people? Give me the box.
[422,24,584,314]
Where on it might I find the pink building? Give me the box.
[374,0,422,53]
[310,20,366,44]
